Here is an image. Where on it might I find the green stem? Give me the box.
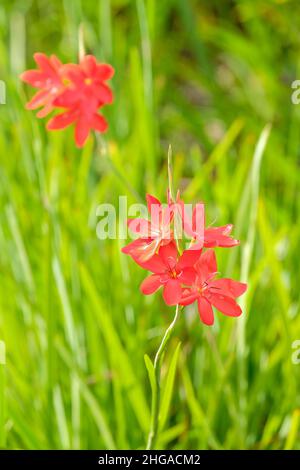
[0,341,6,448]
[146,304,180,450]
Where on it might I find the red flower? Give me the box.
[180,249,247,325]
[21,53,114,147]
[176,195,239,249]
[122,194,174,263]
[20,53,64,118]
[47,55,114,147]
[138,241,201,306]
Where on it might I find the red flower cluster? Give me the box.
[20,53,114,147]
[122,193,247,325]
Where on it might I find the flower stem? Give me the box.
[146,304,180,450]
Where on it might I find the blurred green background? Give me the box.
[0,0,300,450]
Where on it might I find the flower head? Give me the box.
[138,241,201,306]
[122,194,174,262]
[180,250,247,325]
[21,53,114,147]
[175,193,239,250]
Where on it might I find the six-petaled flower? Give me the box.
[122,194,174,263]
[138,241,201,305]
[180,249,247,325]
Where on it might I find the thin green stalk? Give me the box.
[146,304,180,450]
[0,341,6,448]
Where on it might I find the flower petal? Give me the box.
[158,241,178,268]
[134,239,161,264]
[25,89,49,110]
[95,84,113,104]
[195,249,217,284]
[123,240,166,272]
[179,289,199,306]
[177,248,201,269]
[96,64,115,80]
[179,267,196,285]
[210,293,242,317]
[140,274,162,295]
[54,89,80,108]
[146,194,161,213]
[209,279,247,299]
[192,203,205,246]
[20,70,46,87]
[127,218,151,237]
[163,279,182,306]
[204,225,239,248]
[198,297,214,325]
[34,53,56,75]
[122,238,162,265]
[81,55,97,75]
[92,114,108,132]
[75,118,90,147]
[47,110,77,130]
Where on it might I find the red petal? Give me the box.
[122,238,150,254]
[96,64,115,80]
[34,53,59,78]
[92,114,108,132]
[210,294,242,317]
[123,240,165,272]
[47,110,77,130]
[81,55,97,75]
[54,89,80,108]
[198,297,214,325]
[163,279,182,306]
[146,194,161,213]
[179,267,196,285]
[95,84,113,104]
[204,225,239,248]
[209,279,247,299]
[25,89,49,109]
[50,54,62,69]
[36,103,54,118]
[161,205,174,228]
[122,238,161,264]
[20,70,46,87]
[195,249,217,283]
[127,218,151,237]
[64,64,84,86]
[135,239,161,263]
[179,289,199,306]
[177,248,201,269]
[192,203,205,247]
[75,118,90,147]
[158,241,178,268]
[140,274,162,295]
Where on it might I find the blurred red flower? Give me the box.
[180,250,247,325]
[21,53,114,147]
